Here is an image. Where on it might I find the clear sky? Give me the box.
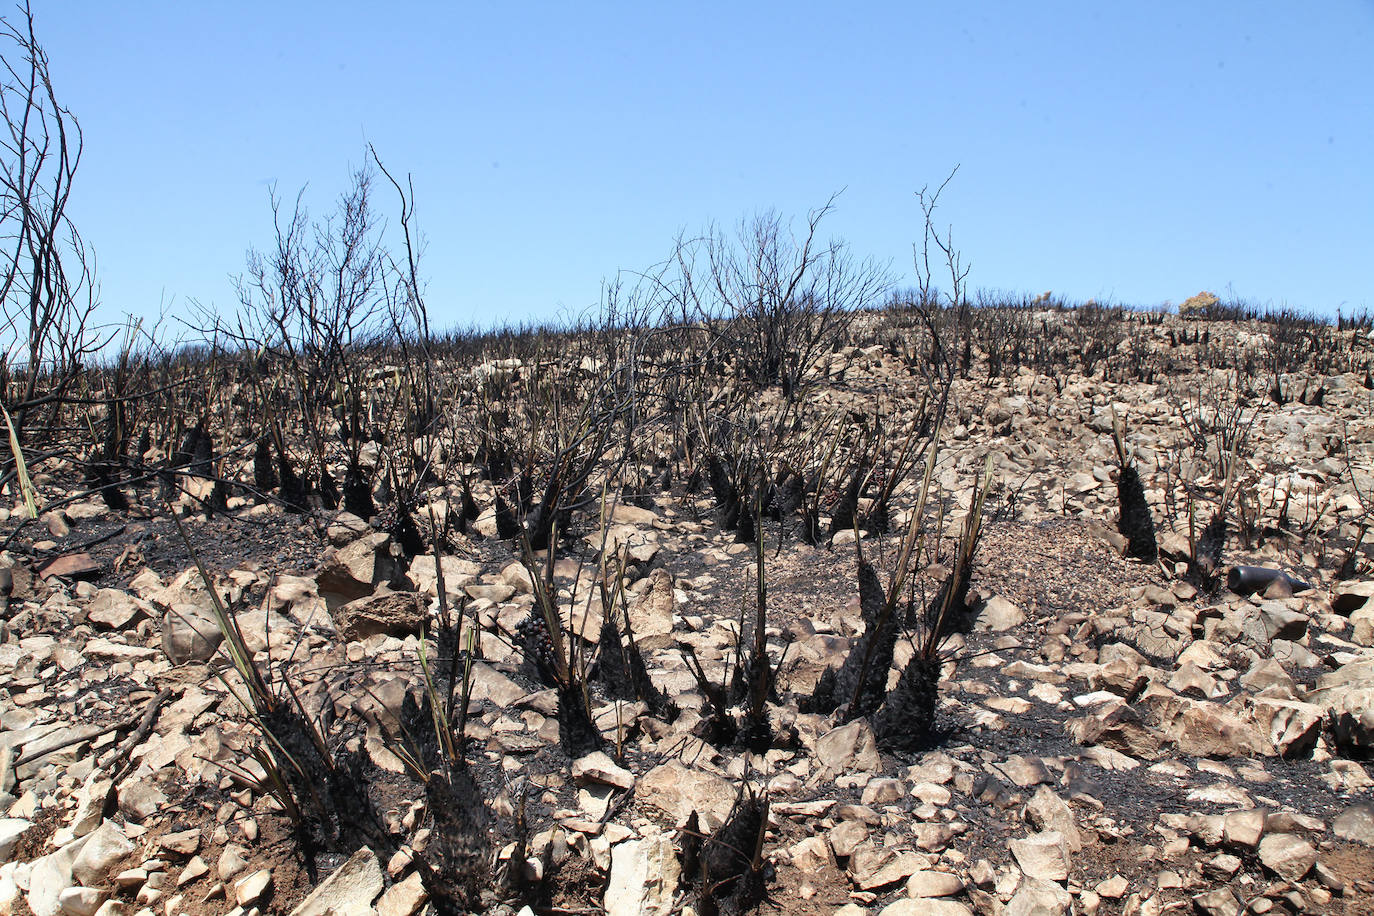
[32,1,1374,334]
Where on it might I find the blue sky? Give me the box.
[34,1,1374,333]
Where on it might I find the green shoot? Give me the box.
[3,405,37,519]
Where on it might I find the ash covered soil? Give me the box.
[3,312,1374,916]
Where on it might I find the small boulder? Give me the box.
[975,595,1025,632]
[1352,605,1374,647]
[234,868,273,908]
[1258,601,1307,641]
[572,752,635,790]
[332,592,426,641]
[861,778,904,806]
[376,871,428,916]
[56,886,106,916]
[1331,581,1374,615]
[468,662,526,707]
[815,720,882,778]
[1024,786,1081,852]
[116,779,167,823]
[326,512,371,546]
[853,850,928,890]
[26,833,91,916]
[787,836,836,874]
[1221,809,1265,850]
[628,569,675,641]
[1333,803,1374,846]
[1257,833,1316,881]
[1010,831,1071,882]
[316,532,400,607]
[995,755,1052,788]
[1192,887,1242,916]
[1247,697,1323,757]
[158,828,200,856]
[1005,877,1072,916]
[71,821,134,886]
[84,590,148,630]
[828,820,869,858]
[905,870,964,898]
[161,604,224,664]
[218,845,250,881]
[605,830,679,916]
[499,562,537,595]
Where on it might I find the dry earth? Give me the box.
[2,313,1374,916]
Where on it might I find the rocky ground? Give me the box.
[2,314,1374,916]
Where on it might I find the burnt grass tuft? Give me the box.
[421,769,492,912]
[595,610,668,715]
[1116,463,1157,561]
[871,653,947,752]
[556,683,603,757]
[1189,509,1229,590]
[695,785,771,916]
[802,556,898,719]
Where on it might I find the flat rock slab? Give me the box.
[636,760,734,828]
[289,847,383,916]
[37,553,101,581]
[880,899,973,916]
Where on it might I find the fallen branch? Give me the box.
[101,687,177,818]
